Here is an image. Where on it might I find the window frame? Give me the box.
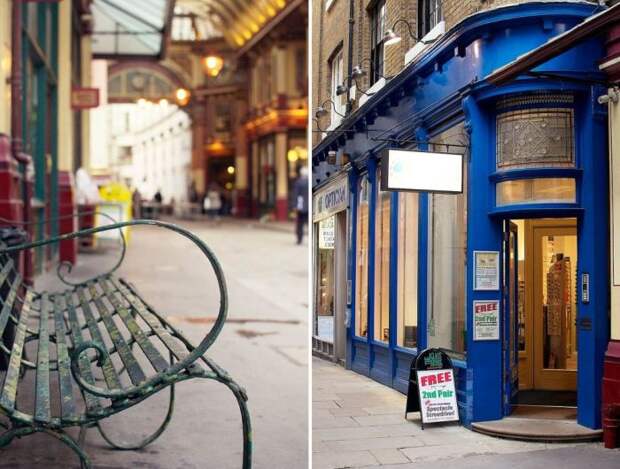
[418,0,443,39]
[370,0,386,85]
[329,49,345,124]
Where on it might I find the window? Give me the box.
[496,108,575,170]
[315,216,336,342]
[428,124,467,353]
[419,0,443,38]
[397,192,419,349]
[355,176,370,338]
[374,168,391,343]
[330,50,345,123]
[496,178,576,206]
[370,0,386,85]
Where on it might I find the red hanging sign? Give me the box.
[71,88,99,109]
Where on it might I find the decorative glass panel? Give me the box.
[397,192,419,349]
[355,176,370,338]
[496,178,576,206]
[374,168,391,343]
[497,108,574,169]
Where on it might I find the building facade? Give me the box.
[312,0,612,434]
[0,0,94,277]
[241,0,308,221]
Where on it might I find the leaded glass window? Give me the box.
[496,108,574,169]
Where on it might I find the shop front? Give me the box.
[313,2,609,430]
[313,174,348,363]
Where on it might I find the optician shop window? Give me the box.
[374,167,390,343]
[397,192,418,349]
[355,175,370,338]
[428,124,468,353]
[315,216,336,343]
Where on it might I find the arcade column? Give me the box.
[275,131,288,221]
[57,0,76,264]
[235,95,249,217]
[191,97,207,195]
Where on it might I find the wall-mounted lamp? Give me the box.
[314,99,345,119]
[384,18,437,46]
[203,55,224,77]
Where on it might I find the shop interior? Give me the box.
[507,218,578,419]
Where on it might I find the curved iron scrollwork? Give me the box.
[0,219,229,401]
[0,210,127,286]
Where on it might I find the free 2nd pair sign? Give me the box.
[405,348,460,427]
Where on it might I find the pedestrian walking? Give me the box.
[204,185,222,220]
[293,165,309,244]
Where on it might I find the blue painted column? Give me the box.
[463,95,504,423]
[415,126,429,352]
[577,87,610,429]
[346,168,359,371]
[367,156,378,377]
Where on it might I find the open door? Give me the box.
[503,220,519,415]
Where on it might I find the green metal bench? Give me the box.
[0,218,251,468]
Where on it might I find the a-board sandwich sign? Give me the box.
[405,348,460,428]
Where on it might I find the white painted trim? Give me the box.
[358,77,386,108]
[325,0,336,13]
[404,20,445,66]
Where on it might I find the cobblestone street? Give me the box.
[312,358,619,469]
[0,219,308,468]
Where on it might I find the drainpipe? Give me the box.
[11,0,22,158]
[10,0,33,285]
[346,0,355,114]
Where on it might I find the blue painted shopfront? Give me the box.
[313,2,610,429]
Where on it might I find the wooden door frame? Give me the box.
[519,218,578,391]
[532,219,578,390]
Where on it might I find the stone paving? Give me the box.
[312,357,619,469]
[0,218,308,468]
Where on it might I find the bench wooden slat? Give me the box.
[52,295,78,421]
[0,289,33,412]
[87,282,147,386]
[112,279,190,362]
[75,286,122,390]
[34,293,51,423]
[64,291,102,414]
[0,258,14,289]
[0,273,21,339]
[99,279,169,373]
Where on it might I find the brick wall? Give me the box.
[312,0,600,148]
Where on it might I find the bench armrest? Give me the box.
[0,210,127,286]
[0,219,228,400]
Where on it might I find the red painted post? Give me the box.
[58,171,77,264]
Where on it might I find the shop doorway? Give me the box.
[504,218,578,416]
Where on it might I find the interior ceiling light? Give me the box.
[203,55,224,77]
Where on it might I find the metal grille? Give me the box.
[496,108,574,169]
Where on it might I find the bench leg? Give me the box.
[0,425,92,468]
[210,377,252,469]
[96,383,175,451]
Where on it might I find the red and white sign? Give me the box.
[71,87,99,109]
[473,300,500,341]
[416,369,459,424]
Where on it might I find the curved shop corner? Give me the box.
[311,0,620,444]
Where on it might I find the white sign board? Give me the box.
[473,251,500,291]
[318,217,335,249]
[473,300,500,341]
[381,149,463,193]
[416,369,459,424]
[316,316,334,342]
